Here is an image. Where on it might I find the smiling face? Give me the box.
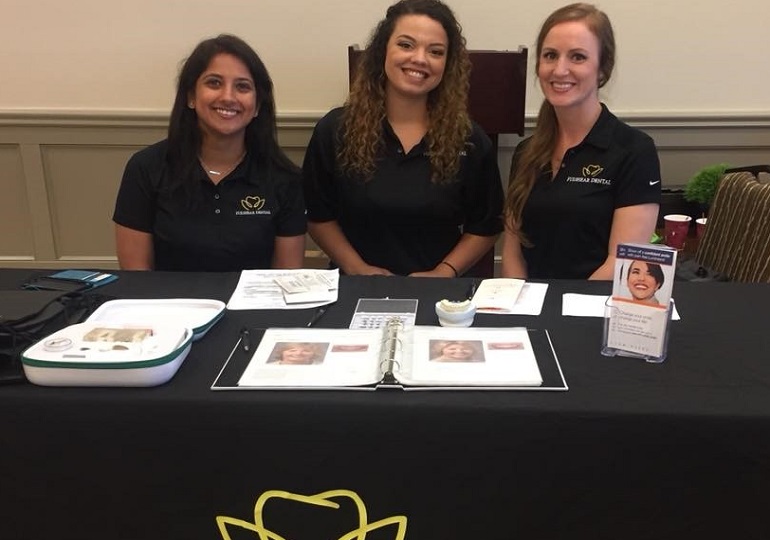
[280,345,316,365]
[627,261,662,302]
[189,52,258,142]
[384,14,448,101]
[537,20,601,113]
[441,342,474,362]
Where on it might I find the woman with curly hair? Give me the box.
[302,0,503,277]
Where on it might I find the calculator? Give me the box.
[349,298,419,329]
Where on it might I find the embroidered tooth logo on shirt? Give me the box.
[567,164,611,185]
[241,196,265,211]
[583,164,604,177]
[236,195,272,216]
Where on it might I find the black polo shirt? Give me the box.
[303,107,503,276]
[514,104,661,279]
[113,140,306,271]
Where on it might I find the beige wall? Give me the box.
[1,1,769,270]
[2,0,769,116]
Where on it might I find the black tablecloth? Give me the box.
[1,270,769,539]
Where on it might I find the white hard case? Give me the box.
[87,298,226,341]
[21,298,225,387]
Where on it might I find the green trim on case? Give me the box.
[21,332,193,370]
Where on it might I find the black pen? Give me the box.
[466,280,479,300]
[240,328,251,352]
[307,307,328,327]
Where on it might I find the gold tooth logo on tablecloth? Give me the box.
[216,489,407,540]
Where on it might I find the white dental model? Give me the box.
[434,299,477,327]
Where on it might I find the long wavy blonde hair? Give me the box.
[505,3,616,240]
[338,0,471,184]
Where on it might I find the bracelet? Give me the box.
[440,260,459,277]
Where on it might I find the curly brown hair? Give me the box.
[338,0,471,184]
[505,3,615,242]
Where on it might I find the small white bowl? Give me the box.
[435,299,476,327]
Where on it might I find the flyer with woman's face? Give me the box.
[606,244,677,359]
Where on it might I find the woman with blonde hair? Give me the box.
[430,340,483,363]
[502,3,661,280]
[269,343,327,365]
[303,0,503,277]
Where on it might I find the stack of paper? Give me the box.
[471,278,525,313]
[274,273,337,304]
[227,269,339,310]
[470,278,548,316]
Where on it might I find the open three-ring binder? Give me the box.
[212,319,568,391]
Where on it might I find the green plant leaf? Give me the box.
[684,163,731,205]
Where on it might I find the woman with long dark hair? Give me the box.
[114,34,305,271]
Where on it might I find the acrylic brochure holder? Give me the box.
[601,243,678,363]
[601,298,674,363]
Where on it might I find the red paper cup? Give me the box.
[696,218,707,240]
[664,214,692,249]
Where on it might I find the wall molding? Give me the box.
[2,107,770,130]
[1,108,768,270]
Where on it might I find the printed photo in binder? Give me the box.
[229,320,545,389]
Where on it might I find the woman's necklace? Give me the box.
[199,151,247,179]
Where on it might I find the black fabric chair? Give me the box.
[347,46,528,277]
